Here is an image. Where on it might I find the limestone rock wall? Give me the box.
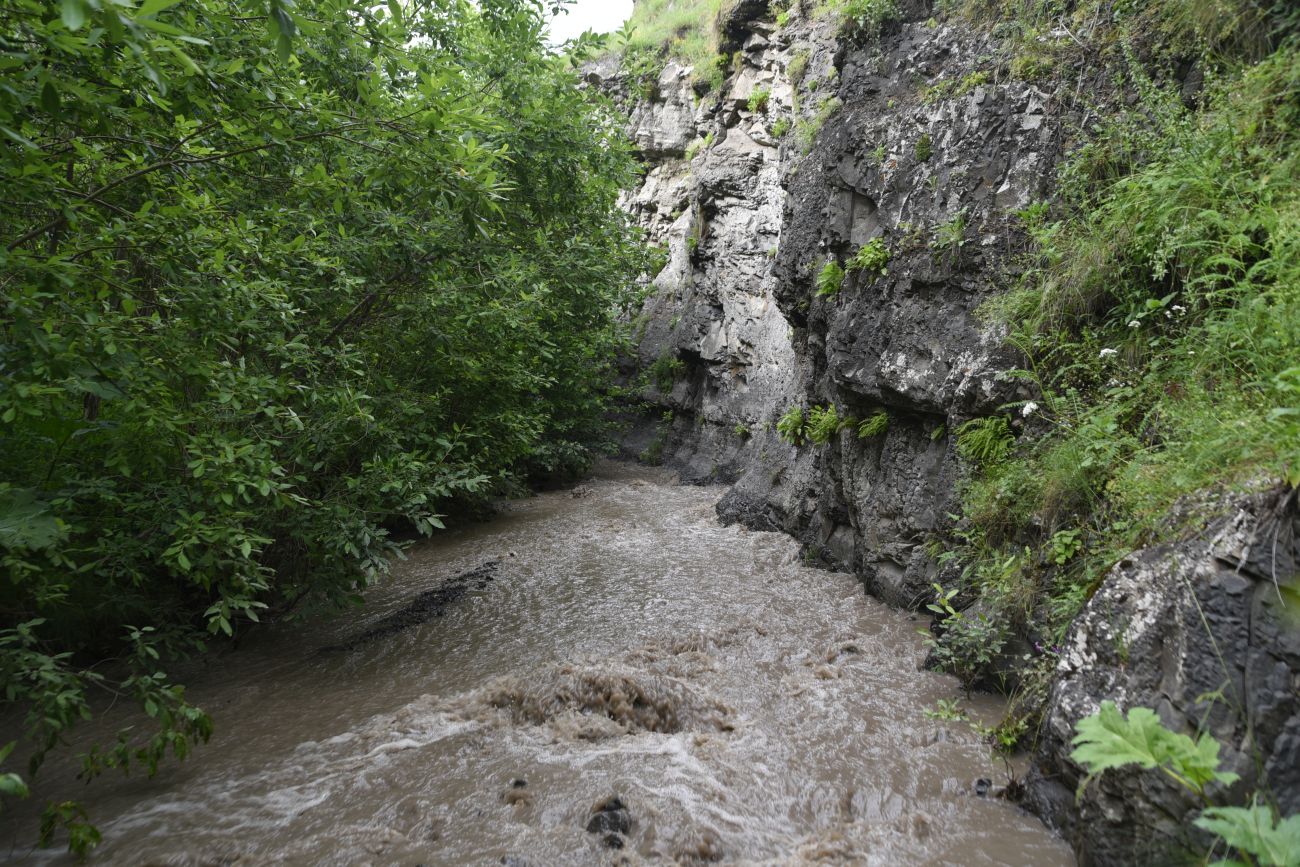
[612,4,1059,607]
[1027,491,1300,865]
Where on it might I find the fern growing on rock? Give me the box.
[806,405,846,444]
[816,261,846,296]
[857,410,890,439]
[847,238,891,278]
[777,406,808,446]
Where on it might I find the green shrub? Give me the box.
[647,353,687,393]
[847,237,891,277]
[777,406,808,445]
[788,50,810,85]
[932,210,967,261]
[914,132,933,161]
[747,87,772,113]
[824,0,900,37]
[922,584,1009,695]
[622,43,668,100]
[771,117,793,137]
[816,261,847,296]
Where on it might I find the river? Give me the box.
[3,462,1073,865]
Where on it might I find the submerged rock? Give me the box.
[586,795,633,836]
[477,662,732,736]
[323,560,500,650]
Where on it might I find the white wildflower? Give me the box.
[1172,304,1186,314]
[1021,401,1039,417]
[1099,348,1118,358]
[1127,319,1140,328]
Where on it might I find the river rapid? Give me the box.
[3,462,1073,865]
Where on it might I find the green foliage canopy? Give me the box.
[0,0,644,840]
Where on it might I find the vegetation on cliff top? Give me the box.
[0,0,643,851]
[613,0,902,96]
[614,0,727,94]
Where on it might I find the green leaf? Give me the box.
[0,489,65,551]
[1196,802,1300,867]
[135,0,183,17]
[1070,702,1237,796]
[0,773,29,798]
[40,81,60,117]
[61,0,86,31]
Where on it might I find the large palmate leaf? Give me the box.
[1198,802,1300,867]
[1070,701,1239,794]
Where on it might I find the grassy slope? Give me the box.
[929,0,1300,745]
[618,0,726,92]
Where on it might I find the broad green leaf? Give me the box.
[1196,803,1300,867]
[0,773,29,798]
[1070,702,1237,795]
[135,0,183,17]
[0,489,64,551]
[60,0,86,30]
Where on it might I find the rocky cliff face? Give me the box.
[1028,490,1300,864]
[609,2,1058,607]
[603,2,1299,863]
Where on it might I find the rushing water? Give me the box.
[3,463,1073,865]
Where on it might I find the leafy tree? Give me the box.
[0,0,644,850]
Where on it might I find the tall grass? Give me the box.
[931,39,1300,733]
[619,0,726,91]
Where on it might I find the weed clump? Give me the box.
[815,260,846,296]
[847,237,890,278]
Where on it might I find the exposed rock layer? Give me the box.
[612,5,1055,607]
[1028,491,1300,865]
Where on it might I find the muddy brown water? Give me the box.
[2,463,1074,865]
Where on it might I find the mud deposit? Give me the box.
[3,463,1073,865]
